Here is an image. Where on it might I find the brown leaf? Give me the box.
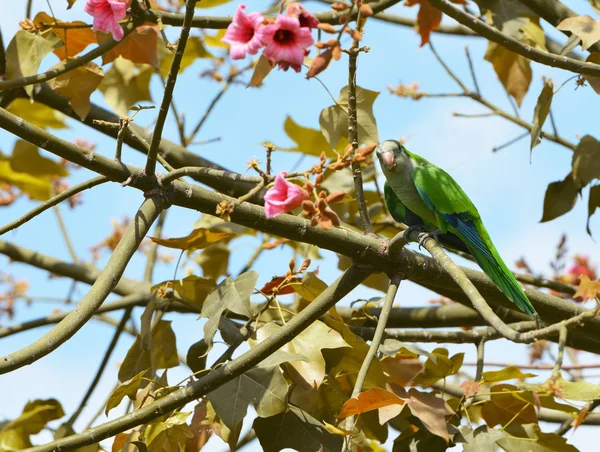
[480,384,537,428]
[307,49,333,79]
[248,55,274,87]
[97,25,159,67]
[557,15,600,51]
[259,275,301,295]
[530,79,554,152]
[33,12,97,60]
[572,135,600,188]
[588,184,600,236]
[47,61,104,119]
[406,0,442,47]
[337,388,404,419]
[540,174,579,223]
[484,43,532,106]
[150,228,234,251]
[573,274,600,301]
[571,402,592,431]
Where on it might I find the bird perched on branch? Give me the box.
[376,139,542,325]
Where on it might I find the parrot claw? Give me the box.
[417,229,441,249]
[404,224,429,240]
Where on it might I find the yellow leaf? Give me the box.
[557,15,600,51]
[574,274,600,301]
[5,30,63,97]
[98,57,153,116]
[33,12,97,60]
[10,140,68,178]
[194,0,234,8]
[484,43,531,107]
[323,422,352,436]
[158,36,213,77]
[287,271,328,301]
[248,54,274,88]
[204,29,228,48]
[480,384,537,427]
[96,25,159,67]
[7,98,68,130]
[150,228,235,251]
[0,159,52,200]
[47,61,104,119]
[481,365,536,384]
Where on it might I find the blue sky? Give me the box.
[1,0,600,450]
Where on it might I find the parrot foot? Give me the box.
[417,229,441,249]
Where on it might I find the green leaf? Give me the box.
[481,365,536,384]
[98,57,153,116]
[10,140,68,178]
[459,425,508,452]
[199,271,257,349]
[5,30,63,97]
[118,320,179,382]
[145,412,193,452]
[530,79,554,152]
[549,372,600,401]
[7,99,68,129]
[253,406,343,452]
[498,423,578,452]
[275,116,341,157]
[158,36,213,77]
[194,0,234,8]
[207,361,290,430]
[47,61,104,120]
[255,319,347,388]
[480,384,537,428]
[540,174,579,222]
[587,184,600,236]
[572,135,600,188]
[411,348,464,387]
[186,339,208,374]
[319,85,379,150]
[0,399,65,450]
[105,369,146,415]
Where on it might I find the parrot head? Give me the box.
[375,140,411,174]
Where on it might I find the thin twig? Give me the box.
[186,82,231,144]
[552,326,568,377]
[53,204,79,263]
[144,210,168,283]
[0,176,108,236]
[464,46,480,95]
[145,0,197,175]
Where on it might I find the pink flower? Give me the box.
[264,172,309,218]
[222,5,265,60]
[258,15,315,72]
[84,0,128,41]
[286,3,320,29]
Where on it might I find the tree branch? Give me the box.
[0,194,166,374]
[428,0,600,77]
[26,265,370,451]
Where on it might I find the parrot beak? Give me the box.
[378,149,396,170]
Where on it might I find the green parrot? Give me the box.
[376,139,542,324]
[384,181,470,255]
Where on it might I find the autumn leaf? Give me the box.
[158,36,213,77]
[381,353,424,387]
[194,0,235,8]
[573,274,600,301]
[47,61,104,119]
[0,159,52,201]
[259,275,301,296]
[484,44,532,107]
[172,275,217,311]
[150,228,234,251]
[460,381,480,398]
[480,384,537,427]
[572,135,600,189]
[248,54,275,87]
[540,174,579,222]
[274,116,343,157]
[10,140,68,178]
[481,365,537,384]
[337,387,404,419]
[97,25,159,67]
[254,320,348,388]
[204,29,228,48]
[5,30,63,97]
[287,271,328,301]
[105,370,146,415]
[0,399,65,450]
[530,79,554,152]
[98,57,154,116]
[7,99,68,130]
[194,244,230,279]
[499,423,578,452]
[406,0,441,47]
[458,425,509,452]
[411,347,464,386]
[557,15,600,51]
[186,401,218,452]
[33,12,97,60]
[320,85,379,150]
[145,412,193,452]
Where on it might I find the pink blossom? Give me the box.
[286,3,320,29]
[222,5,265,60]
[84,0,128,41]
[264,172,308,218]
[258,16,315,72]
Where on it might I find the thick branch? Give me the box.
[428,0,600,77]
[0,194,166,374]
[27,265,370,451]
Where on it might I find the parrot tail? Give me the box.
[454,218,544,326]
